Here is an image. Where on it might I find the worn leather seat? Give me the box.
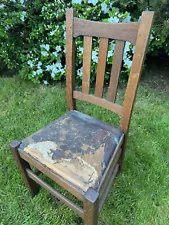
[19,110,123,191]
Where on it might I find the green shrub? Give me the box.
[0,0,69,83]
[114,0,169,56]
[0,0,134,83]
[1,0,168,83]
[148,1,169,56]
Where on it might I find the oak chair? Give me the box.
[10,9,154,225]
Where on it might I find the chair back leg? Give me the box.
[84,188,99,225]
[10,140,39,196]
[118,138,127,172]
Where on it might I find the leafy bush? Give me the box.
[114,0,169,56]
[0,0,68,83]
[0,0,168,83]
[148,1,169,56]
[0,0,134,83]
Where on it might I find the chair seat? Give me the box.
[19,110,123,192]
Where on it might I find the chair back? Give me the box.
[66,8,154,134]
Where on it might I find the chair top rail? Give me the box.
[73,17,140,45]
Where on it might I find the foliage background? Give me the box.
[0,0,169,83]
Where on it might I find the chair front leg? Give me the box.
[10,140,39,196]
[84,188,99,225]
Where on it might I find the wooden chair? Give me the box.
[10,9,154,225]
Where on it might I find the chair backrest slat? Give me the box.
[82,36,92,94]
[95,38,109,98]
[107,40,125,102]
[73,18,140,45]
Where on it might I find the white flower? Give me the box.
[50,30,56,36]
[50,26,59,36]
[123,52,127,61]
[108,16,119,23]
[46,65,52,71]
[37,61,42,68]
[132,46,135,54]
[53,51,58,57]
[101,3,109,14]
[88,0,98,6]
[150,34,154,41]
[41,51,49,57]
[32,71,36,77]
[110,42,115,51]
[72,0,82,4]
[107,50,113,58]
[41,6,45,12]
[122,15,131,23]
[77,68,82,77]
[0,4,5,9]
[59,68,65,75]
[92,51,98,63]
[51,72,55,78]
[43,80,49,85]
[46,62,63,78]
[123,41,130,60]
[40,44,50,51]
[124,58,132,68]
[122,42,133,68]
[62,25,66,29]
[20,11,26,22]
[27,60,34,67]
[78,47,84,53]
[55,45,61,52]
[5,25,9,30]
[36,68,43,75]
[55,62,62,69]
[47,63,57,77]
[109,2,113,7]
[20,0,24,5]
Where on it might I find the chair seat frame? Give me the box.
[10,135,123,224]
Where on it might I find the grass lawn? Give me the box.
[0,73,169,225]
